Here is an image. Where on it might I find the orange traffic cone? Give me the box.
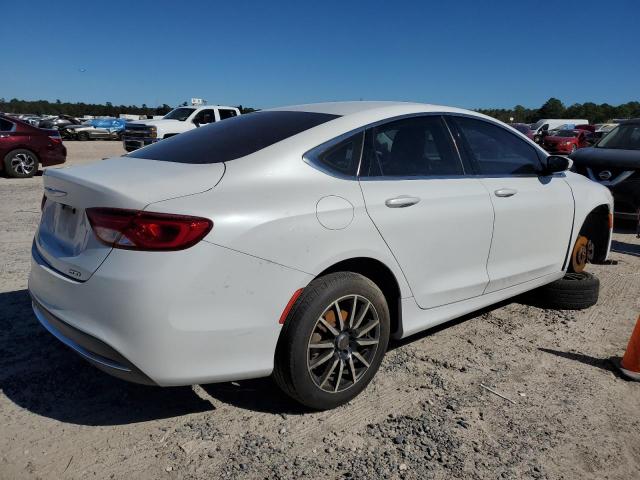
[619,316,640,381]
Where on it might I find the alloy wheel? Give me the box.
[307,294,381,393]
[11,152,36,175]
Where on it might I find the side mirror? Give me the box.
[542,155,571,174]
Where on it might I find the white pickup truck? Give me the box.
[122,105,240,152]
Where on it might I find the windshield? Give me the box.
[596,124,640,150]
[552,130,579,138]
[163,107,196,121]
[530,120,545,130]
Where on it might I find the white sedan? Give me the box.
[29,102,613,409]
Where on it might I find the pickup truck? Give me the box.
[122,105,240,152]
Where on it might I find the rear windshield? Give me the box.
[128,111,340,164]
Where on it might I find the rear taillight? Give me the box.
[48,135,62,144]
[86,208,213,251]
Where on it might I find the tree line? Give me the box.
[1,97,638,124]
[0,98,256,117]
[477,97,640,124]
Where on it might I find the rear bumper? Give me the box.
[31,297,156,385]
[41,145,67,167]
[28,240,313,386]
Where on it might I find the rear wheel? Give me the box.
[274,272,390,410]
[3,149,39,178]
[77,131,90,141]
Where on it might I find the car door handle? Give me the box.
[494,188,518,198]
[385,196,421,208]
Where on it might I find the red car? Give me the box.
[0,114,66,178]
[575,124,596,133]
[542,129,592,154]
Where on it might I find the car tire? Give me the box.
[274,272,390,410]
[3,149,39,178]
[527,272,599,310]
[77,132,90,141]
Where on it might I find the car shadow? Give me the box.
[0,289,213,426]
[611,240,640,258]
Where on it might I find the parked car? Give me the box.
[592,123,618,141]
[61,118,127,141]
[530,118,589,143]
[575,124,596,133]
[29,102,612,409]
[38,115,82,130]
[0,115,66,178]
[571,119,640,221]
[543,129,593,154]
[122,105,240,152]
[509,122,535,140]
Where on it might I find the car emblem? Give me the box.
[598,170,612,181]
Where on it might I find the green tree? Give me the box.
[537,97,565,119]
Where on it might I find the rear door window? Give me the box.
[0,118,14,131]
[128,111,340,164]
[361,116,463,177]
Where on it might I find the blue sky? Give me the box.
[2,0,638,110]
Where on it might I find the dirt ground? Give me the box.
[1,141,639,480]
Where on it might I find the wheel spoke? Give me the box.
[355,338,379,347]
[309,350,335,369]
[356,319,379,338]
[349,295,358,328]
[348,356,358,383]
[308,342,335,349]
[334,301,344,331]
[319,359,340,388]
[352,351,370,368]
[334,360,344,392]
[352,301,370,330]
[318,316,339,336]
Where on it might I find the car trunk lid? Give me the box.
[35,156,224,281]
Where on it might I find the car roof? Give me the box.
[266,101,477,118]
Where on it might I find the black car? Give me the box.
[570,119,640,222]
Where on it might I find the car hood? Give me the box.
[570,146,640,168]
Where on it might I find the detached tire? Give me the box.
[531,272,599,310]
[274,272,390,410]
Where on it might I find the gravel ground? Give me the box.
[1,141,639,480]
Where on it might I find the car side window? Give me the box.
[451,116,542,175]
[362,116,462,177]
[0,119,14,132]
[193,109,216,125]
[310,132,363,177]
[218,109,237,120]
